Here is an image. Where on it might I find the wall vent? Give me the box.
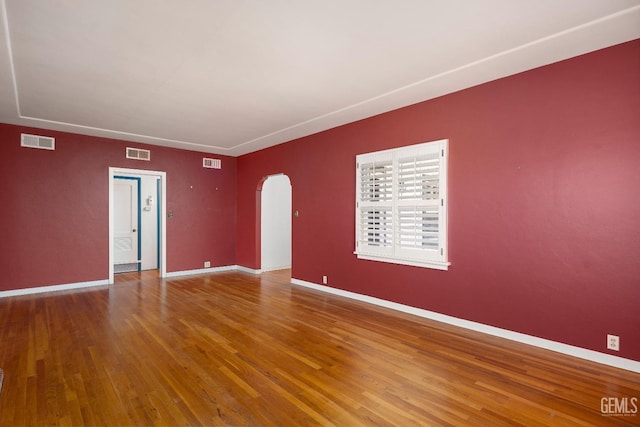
[203,158,221,169]
[21,133,55,150]
[126,147,151,161]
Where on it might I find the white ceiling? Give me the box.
[1,1,639,157]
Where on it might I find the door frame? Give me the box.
[109,167,167,284]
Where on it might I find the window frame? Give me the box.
[355,139,450,271]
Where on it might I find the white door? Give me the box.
[114,178,139,266]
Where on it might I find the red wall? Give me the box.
[0,125,237,290]
[1,40,638,362]
[236,40,640,361]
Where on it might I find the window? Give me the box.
[355,139,449,270]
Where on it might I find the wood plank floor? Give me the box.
[1,269,639,426]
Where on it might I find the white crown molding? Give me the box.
[2,2,638,156]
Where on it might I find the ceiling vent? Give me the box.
[21,133,55,150]
[203,158,221,169]
[126,147,151,161]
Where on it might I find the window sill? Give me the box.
[355,253,450,271]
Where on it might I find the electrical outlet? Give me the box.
[607,334,620,351]
[204,261,211,268]
[322,275,328,285]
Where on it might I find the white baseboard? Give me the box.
[0,279,109,298]
[165,265,262,277]
[291,278,640,374]
[0,265,261,297]
[235,265,262,275]
[9,271,635,374]
[165,265,238,278]
[260,265,291,273]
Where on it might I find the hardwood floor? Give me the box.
[0,270,638,426]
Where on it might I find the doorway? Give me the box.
[260,174,292,272]
[109,167,166,284]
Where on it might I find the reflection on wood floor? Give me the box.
[0,269,638,425]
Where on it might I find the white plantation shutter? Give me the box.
[397,152,440,200]
[396,151,442,262]
[359,207,393,249]
[355,139,449,270]
[356,155,394,257]
[398,207,439,250]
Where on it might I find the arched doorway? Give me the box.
[260,174,292,272]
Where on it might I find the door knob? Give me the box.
[132,229,137,232]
